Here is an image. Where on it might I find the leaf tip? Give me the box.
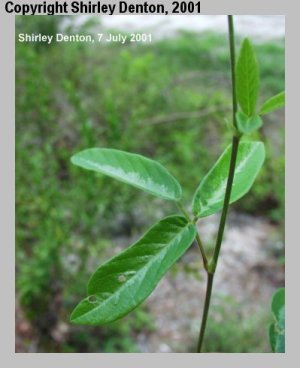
[70,152,81,166]
[70,155,76,165]
[69,309,78,324]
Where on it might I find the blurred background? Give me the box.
[15,15,285,353]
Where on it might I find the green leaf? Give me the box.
[274,328,285,353]
[70,216,196,325]
[260,91,285,116]
[192,141,265,218]
[272,288,285,320]
[269,324,276,352]
[236,38,259,116]
[236,111,263,134]
[71,148,182,201]
[269,288,285,353]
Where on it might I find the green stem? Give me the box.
[195,232,208,271]
[197,272,214,352]
[228,15,238,130]
[176,202,191,221]
[177,202,208,270]
[211,135,239,268]
[196,15,240,353]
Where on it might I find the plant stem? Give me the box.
[195,232,208,271]
[177,202,191,221]
[196,15,240,353]
[228,15,238,130]
[177,202,208,270]
[197,136,240,353]
[197,272,214,352]
[211,136,239,268]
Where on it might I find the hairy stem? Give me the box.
[196,15,240,353]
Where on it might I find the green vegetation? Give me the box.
[202,296,272,353]
[16,16,284,352]
[269,288,285,353]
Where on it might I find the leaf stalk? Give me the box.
[177,202,208,270]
